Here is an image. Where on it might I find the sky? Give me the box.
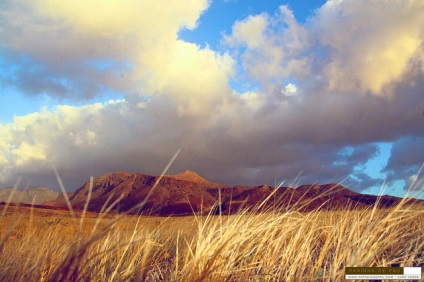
[0,0,423,199]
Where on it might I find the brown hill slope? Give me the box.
[66,171,423,215]
[70,172,218,215]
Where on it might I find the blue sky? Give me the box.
[0,0,423,199]
[179,0,327,48]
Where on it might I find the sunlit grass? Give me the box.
[1,157,422,281]
[0,197,423,281]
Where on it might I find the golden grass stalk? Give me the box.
[0,194,423,281]
[0,161,422,281]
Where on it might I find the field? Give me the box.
[0,200,423,281]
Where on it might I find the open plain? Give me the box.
[1,199,423,281]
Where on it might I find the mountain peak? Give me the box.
[172,170,210,184]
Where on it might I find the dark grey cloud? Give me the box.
[384,136,424,190]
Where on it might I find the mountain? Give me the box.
[171,170,229,188]
[69,172,218,215]
[0,186,58,205]
[65,171,424,216]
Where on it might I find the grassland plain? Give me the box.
[0,196,423,282]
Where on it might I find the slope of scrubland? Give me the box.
[0,198,423,281]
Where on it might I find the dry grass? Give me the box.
[0,198,423,281]
[2,158,423,281]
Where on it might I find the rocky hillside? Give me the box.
[69,171,217,215]
[66,171,424,216]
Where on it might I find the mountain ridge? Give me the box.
[65,171,423,215]
[2,170,422,215]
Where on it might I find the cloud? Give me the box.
[282,83,298,97]
[138,40,234,116]
[0,0,423,196]
[404,174,424,197]
[310,0,424,95]
[225,0,424,97]
[0,0,211,100]
[224,5,309,94]
[384,137,424,190]
[405,174,424,193]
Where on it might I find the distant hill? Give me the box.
[65,171,424,216]
[43,192,73,209]
[0,186,58,205]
